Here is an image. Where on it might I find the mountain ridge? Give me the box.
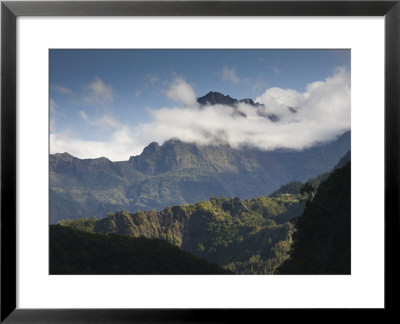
[50,131,350,223]
[197,91,264,107]
[58,193,303,274]
[197,91,277,120]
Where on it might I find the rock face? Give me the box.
[197,91,265,118]
[49,131,350,224]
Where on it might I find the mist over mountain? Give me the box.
[50,130,350,224]
[197,91,279,121]
[51,68,350,161]
[49,51,352,275]
[197,91,264,108]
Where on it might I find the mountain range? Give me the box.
[55,157,351,274]
[50,92,351,224]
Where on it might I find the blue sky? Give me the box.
[50,49,351,161]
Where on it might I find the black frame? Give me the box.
[1,1,399,322]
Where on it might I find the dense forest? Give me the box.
[57,194,305,274]
[276,162,351,274]
[50,225,232,274]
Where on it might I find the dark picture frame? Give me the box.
[1,0,399,322]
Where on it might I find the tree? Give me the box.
[300,181,315,200]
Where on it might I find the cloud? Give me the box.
[50,67,350,161]
[50,127,141,162]
[166,78,197,107]
[145,73,159,85]
[255,87,303,116]
[50,98,57,113]
[146,66,350,151]
[256,67,350,127]
[268,66,280,75]
[135,73,159,97]
[50,119,55,132]
[50,99,58,132]
[78,110,120,128]
[84,77,115,104]
[252,78,269,93]
[221,66,241,84]
[51,84,73,95]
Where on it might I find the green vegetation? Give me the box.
[58,216,97,232]
[59,194,305,274]
[270,172,329,198]
[269,181,303,197]
[53,152,351,275]
[50,225,232,274]
[276,162,351,274]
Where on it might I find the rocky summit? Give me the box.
[197,91,264,107]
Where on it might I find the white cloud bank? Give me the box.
[50,127,136,161]
[50,68,350,161]
[166,78,197,107]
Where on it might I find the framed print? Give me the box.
[1,0,399,322]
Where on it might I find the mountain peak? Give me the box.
[143,141,160,153]
[240,98,255,105]
[197,91,237,106]
[163,138,185,146]
[197,91,264,109]
[52,152,74,161]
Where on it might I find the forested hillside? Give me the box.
[59,194,305,274]
[53,153,351,275]
[269,172,330,197]
[276,162,351,274]
[50,225,232,274]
